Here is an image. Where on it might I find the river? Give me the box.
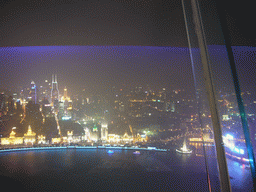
[0,147,253,191]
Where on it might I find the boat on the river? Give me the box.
[133,151,140,155]
[107,150,114,154]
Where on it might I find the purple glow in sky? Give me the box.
[0,45,255,96]
[0,46,194,94]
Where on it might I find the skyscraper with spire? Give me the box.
[51,74,59,108]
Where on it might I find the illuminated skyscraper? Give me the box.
[64,86,67,98]
[51,74,59,108]
[30,81,37,104]
[39,79,51,102]
[58,101,64,120]
[60,86,71,117]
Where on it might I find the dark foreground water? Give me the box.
[0,148,253,191]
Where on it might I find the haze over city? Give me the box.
[0,0,255,192]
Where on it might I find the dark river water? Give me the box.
[0,147,253,191]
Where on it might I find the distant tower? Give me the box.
[41,79,51,102]
[51,74,59,107]
[101,120,108,141]
[64,86,67,98]
[30,81,37,104]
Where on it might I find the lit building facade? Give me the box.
[67,130,73,143]
[135,133,148,143]
[1,130,23,145]
[62,130,82,143]
[51,137,61,144]
[121,132,133,143]
[37,135,47,144]
[24,125,36,145]
[108,134,121,143]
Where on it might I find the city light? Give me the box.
[0,1,254,191]
[62,116,71,120]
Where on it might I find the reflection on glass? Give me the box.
[183,0,255,191]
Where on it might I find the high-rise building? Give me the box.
[7,96,14,115]
[63,86,69,112]
[60,86,72,118]
[12,92,18,101]
[64,86,67,98]
[90,124,99,141]
[51,74,59,108]
[42,98,52,118]
[101,120,108,141]
[30,81,37,104]
[39,79,51,103]
[0,93,6,112]
[58,102,64,120]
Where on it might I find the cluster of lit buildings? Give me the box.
[2,75,255,148]
[0,74,73,119]
[1,126,36,145]
[0,122,147,145]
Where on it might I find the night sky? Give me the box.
[0,0,255,95]
[0,46,193,94]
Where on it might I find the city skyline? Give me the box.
[0,46,195,94]
[0,1,255,191]
[1,0,255,96]
[1,45,255,95]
